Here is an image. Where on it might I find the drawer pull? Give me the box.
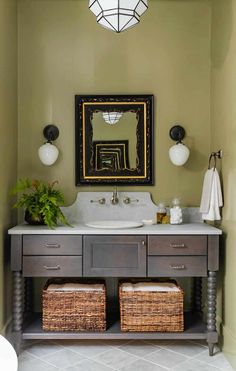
[43,265,61,270]
[45,243,61,248]
[169,264,186,270]
[170,243,186,248]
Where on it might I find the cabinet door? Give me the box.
[83,236,146,277]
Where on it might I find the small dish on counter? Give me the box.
[142,219,156,225]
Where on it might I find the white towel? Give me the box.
[121,282,180,292]
[47,283,104,292]
[200,168,214,213]
[200,168,223,221]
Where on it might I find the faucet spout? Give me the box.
[110,186,119,205]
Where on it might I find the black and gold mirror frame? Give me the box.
[75,95,154,185]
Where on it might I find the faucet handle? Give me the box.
[123,197,139,204]
[90,198,106,205]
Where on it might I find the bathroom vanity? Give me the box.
[8,193,222,355]
[9,223,221,356]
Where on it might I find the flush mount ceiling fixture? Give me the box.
[102,111,123,125]
[89,0,148,33]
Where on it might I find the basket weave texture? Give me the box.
[119,280,184,332]
[42,279,106,332]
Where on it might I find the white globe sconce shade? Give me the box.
[89,0,148,33]
[169,125,190,166]
[38,142,59,166]
[169,143,190,166]
[38,125,59,166]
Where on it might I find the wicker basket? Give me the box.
[42,279,106,332]
[119,280,184,332]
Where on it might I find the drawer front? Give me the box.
[23,256,82,277]
[148,236,207,256]
[23,235,82,255]
[148,256,207,277]
[83,235,146,277]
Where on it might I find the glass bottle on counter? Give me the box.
[170,198,183,225]
[156,202,167,224]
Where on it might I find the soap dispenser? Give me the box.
[156,202,167,224]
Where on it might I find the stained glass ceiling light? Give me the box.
[102,112,123,125]
[89,0,148,33]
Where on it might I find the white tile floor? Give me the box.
[18,339,234,371]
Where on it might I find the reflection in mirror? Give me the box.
[92,111,137,170]
[75,95,154,185]
[102,111,123,125]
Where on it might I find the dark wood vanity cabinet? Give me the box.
[22,235,83,277]
[148,236,208,277]
[10,233,220,356]
[83,235,146,277]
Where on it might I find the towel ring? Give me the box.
[208,150,222,170]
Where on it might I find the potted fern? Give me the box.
[10,178,70,229]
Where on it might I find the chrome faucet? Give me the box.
[110,186,119,205]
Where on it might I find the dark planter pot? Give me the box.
[24,209,45,225]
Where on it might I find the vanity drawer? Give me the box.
[23,256,82,277]
[83,235,146,277]
[148,236,207,256]
[23,235,82,255]
[148,256,207,277]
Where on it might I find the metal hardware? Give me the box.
[141,240,145,246]
[45,243,60,248]
[123,197,139,204]
[90,198,106,205]
[169,264,186,270]
[43,124,59,143]
[208,150,223,170]
[110,186,119,205]
[43,265,61,270]
[170,243,186,248]
[169,125,186,143]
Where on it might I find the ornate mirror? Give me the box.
[75,95,154,185]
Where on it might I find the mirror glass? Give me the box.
[75,95,154,185]
[92,111,137,170]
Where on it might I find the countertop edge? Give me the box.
[8,223,222,235]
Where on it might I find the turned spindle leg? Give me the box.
[193,277,202,313]
[12,271,23,355]
[207,271,218,356]
[24,277,33,315]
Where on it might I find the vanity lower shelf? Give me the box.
[22,312,207,340]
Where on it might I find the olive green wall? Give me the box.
[0,0,17,333]
[18,0,211,208]
[211,0,236,368]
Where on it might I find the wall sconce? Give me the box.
[38,125,59,166]
[89,0,148,33]
[169,125,190,166]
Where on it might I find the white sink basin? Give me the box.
[85,220,143,229]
